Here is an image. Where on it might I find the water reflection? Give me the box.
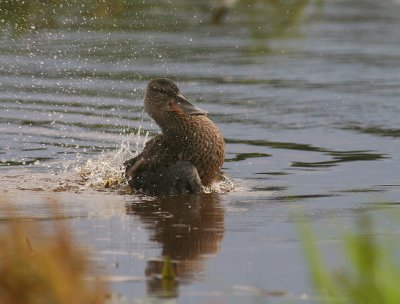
[226,138,387,168]
[0,0,315,38]
[343,125,400,138]
[125,193,224,298]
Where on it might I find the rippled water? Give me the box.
[1,0,400,303]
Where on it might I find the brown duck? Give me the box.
[125,78,225,195]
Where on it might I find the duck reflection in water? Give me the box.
[125,78,225,196]
[125,193,224,298]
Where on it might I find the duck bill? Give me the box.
[171,93,208,116]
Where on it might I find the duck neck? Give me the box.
[159,114,193,142]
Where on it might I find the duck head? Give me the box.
[144,78,207,127]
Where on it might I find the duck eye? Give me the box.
[152,87,166,94]
[155,88,176,97]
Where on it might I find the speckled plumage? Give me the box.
[125,78,225,194]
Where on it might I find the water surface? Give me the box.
[1,1,400,303]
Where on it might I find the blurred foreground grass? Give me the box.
[0,199,107,304]
[300,214,400,304]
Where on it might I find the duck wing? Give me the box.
[125,135,167,178]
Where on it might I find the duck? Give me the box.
[125,78,225,195]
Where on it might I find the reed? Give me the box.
[0,199,107,304]
[299,214,400,304]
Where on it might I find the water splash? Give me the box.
[75,128,149,190]
[205,173,235,194]
[74,127,234,194]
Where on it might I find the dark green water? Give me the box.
[1,1,400,303]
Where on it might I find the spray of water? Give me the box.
[205,173,235,193]
[75,128,149,190]
[74,126,235,194]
